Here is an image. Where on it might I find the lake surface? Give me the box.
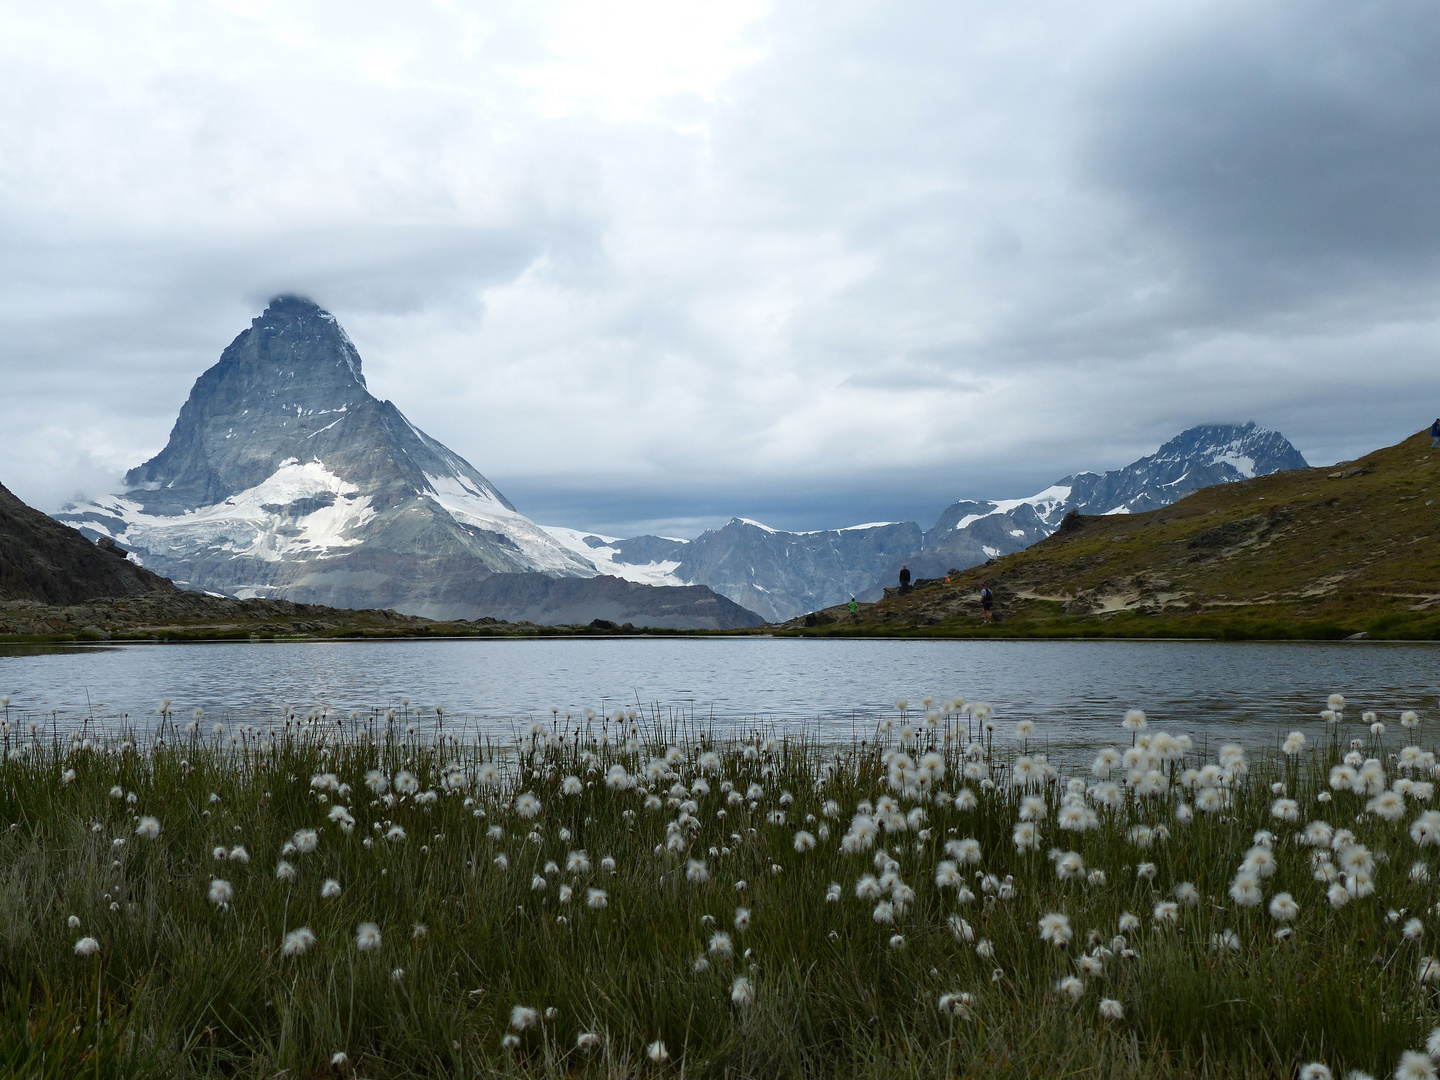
[2,638,1438,756]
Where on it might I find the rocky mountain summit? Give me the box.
[889,423,1309,583]
[58,297,762,629]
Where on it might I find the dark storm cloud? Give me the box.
[1088,0,1440,306]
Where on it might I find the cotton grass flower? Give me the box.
[730,975,755,1007]
[276,860,296,882]
[1098,998,1123,1019]
[1038,913,1072,948]
[292,829,319,854]
[73,937,100,957]
[1368,790,1407,822]
[510,1005,539,1031]
[1228,873,1263,908]
[1405,918,1425,941]
[355,923,382,951]
[1056,975,1085,1003]
[135,816,161,840]
[793,830,816,852]
[208,879,233,906]
[321,879,342,899]
[937,991,974,1018]
[1268,893,1299,922]
[647,1040,669,1063]
[1396,1050,1437,1080]
[1210,929,1241,953]
[587,888,608,910]
[282,928,317,956]
[709,931,733,958]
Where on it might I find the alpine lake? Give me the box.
[2,637,1437,753]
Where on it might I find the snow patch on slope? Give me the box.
[540,526,685,587]
[72,460,378,565]
[422,475,596,576]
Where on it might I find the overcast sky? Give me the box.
[2,0,1438,537]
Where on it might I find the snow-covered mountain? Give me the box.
[887,423,1309,583]
[543,518,922,623]
[57,297,763,629]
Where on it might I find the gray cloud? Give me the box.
[1,1,1437,535]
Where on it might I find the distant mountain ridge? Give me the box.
[541,424,1308,621]
[57,297,763,630]
[544,519,922,623]
[891,423,1309,582]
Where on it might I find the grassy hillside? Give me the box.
[782,429,1440,640]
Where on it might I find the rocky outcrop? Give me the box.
[0,481,175,604]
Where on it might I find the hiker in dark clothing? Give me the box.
[1431,419,1439,449]
[899,564,912,594]
[979,581,994,622]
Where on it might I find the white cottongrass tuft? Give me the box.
[321,879,342,900]
[587,888,608,910]
[1396,1050,1437,1080]
[73,936,100,957]
[208,879,233,906]
[1297,1066,1332,1080]
[135,816,161,840]
[510,1005,539,1030]
[276,860,296,882]
[283,927,317,956]
[1055,975,1085,1003]
[647,1041,669,1063]
[1098,998,1123,1020]
[730,975,755,1007]
[1038,913,1072,948]
[355,923,382,951]
[1268,893,1299,922]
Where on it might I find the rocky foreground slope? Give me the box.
[1,480,176,605]
[56,297,762,630]
[781,430,1440,640]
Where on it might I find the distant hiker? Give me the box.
[899,564,912,594]
[848,596,859,618]
[1431,418,1439,448]
[979,581,994,622]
